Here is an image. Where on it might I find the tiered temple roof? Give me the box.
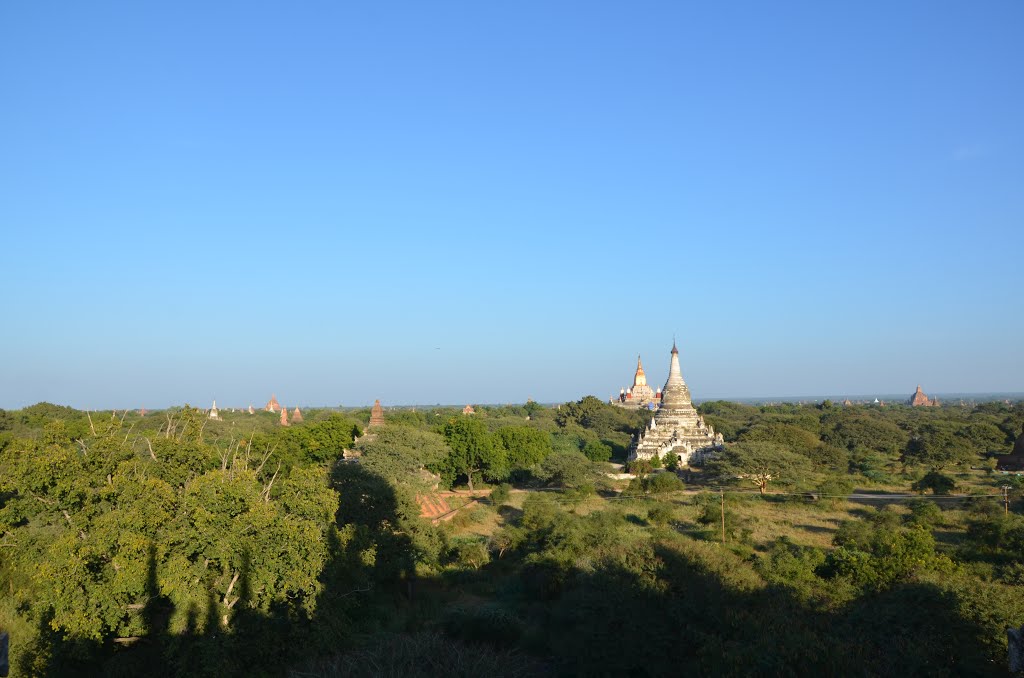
[291,407,303,423]
[629,341,722,466]
[265,394,281,413]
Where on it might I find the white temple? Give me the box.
[628,342,723,466]
[209,400,220,420]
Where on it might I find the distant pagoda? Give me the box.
[368,399,385,428]
[280,406,290,427]
[264,394,282,413]
[612,356,662,409]
[209,400,220,420]
[629,341,723,466]
[909,385,939,407]
[291,406,304,423]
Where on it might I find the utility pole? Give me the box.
[1003,486,1011,515]
[720,488,726,544]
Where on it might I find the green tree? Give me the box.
[301,414,361,462]
[822,413,907,456]
[739,422,821,456]
[494,426,552,471]
[902,424,974,470]
[535,451,596,490]
[704,442,811,495]
[912,471,956,495]
[644,472,683,494]
[440,417,504,490]
[357,425,450,487]
[582,440,612,463]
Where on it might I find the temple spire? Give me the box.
[633,355,648,387]
[661,340,691,409]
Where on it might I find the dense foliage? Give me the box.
[0,396,1022,675]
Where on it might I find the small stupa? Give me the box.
[280,406,290,427]
[247,405,255,415]
[209,400,220,420]
[139,406,148,416]
[368,399,385,428]
[462,404,476,415]
[291,406,304,423]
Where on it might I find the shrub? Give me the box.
[449,539,490,569]
[816,476,855,508]
[755,537,826,592]
[644,472,683,494]
[912,471,956,495]
[905,499,944,528]
[694,492,741,540]
[647,504,673,526]
[626,459,652,477]
[441,604,524,646]
[582,440,612,462]
[490,483,512,506]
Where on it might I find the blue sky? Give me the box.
[1,2,1022,409]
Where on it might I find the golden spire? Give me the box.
[633,355,647,387]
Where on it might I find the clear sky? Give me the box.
[1,2,1022,410]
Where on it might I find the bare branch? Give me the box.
[254,444,276,476]
[223,571,241,609]
[261,462,282,502]
[86,411,96,436]
[144,437,156,461]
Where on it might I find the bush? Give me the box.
[906,499,944,528]
[536,451,596,489]
[448,539,490,569]
[647,504,673,526]
[644,472,683,494]
[817,476,855,507]
[441,604,524,647]
[625,458,652,477]
[490,483,512,506]
[755,537,826,593]
[912,471,956,495]
[694,492,742,540]
[582,440,612,462]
